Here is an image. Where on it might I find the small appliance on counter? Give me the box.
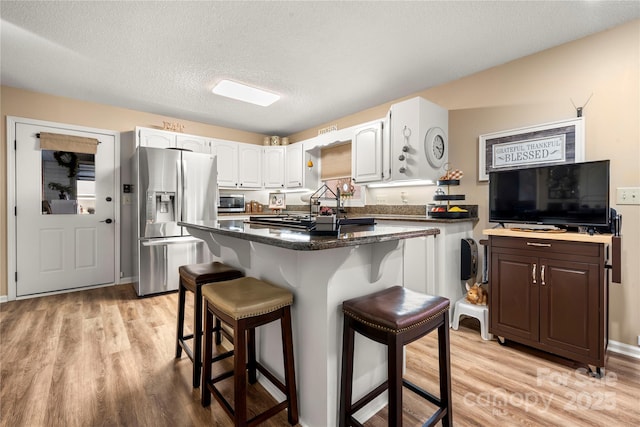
[218,194,245,213]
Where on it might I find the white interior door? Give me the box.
[14,122,116,297]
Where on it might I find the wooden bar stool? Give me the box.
[339,286,452,427]
[201,277,299,427]
[176,262,244,388]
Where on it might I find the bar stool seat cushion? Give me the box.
[342,286,450,333]
[178,262,244,290]
[201,277,293,320]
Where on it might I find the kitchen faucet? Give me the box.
[309,183,343,216]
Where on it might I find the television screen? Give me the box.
[489,160,610,227]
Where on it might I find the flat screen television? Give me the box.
[489,160,610,228]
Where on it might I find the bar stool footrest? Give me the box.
[210,349,234,364]
[178,340,195,362]
[424,408,448,427]
[351,382,388,414]
[403,379,441,407]
[206,374,291,427]
[256,362,287,394]
[210,370,235,385]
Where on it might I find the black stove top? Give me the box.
[248,214,315,229]
[247,215,375,232]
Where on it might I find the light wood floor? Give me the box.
[1,284,638,426]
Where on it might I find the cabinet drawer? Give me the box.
[490,236,601,258]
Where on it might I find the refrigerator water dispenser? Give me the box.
[146,191,176,223]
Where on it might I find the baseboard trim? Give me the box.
[608,339,640,359]
[0,295,7,304]
[119,276,135,285]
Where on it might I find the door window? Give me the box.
[42,149,95,214]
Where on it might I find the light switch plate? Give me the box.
[616,187,640,205]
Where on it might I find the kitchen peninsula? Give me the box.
[180,218,439,427]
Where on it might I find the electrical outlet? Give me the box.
[617,187,640,205]
[400,191,408,204]
[376,195,387,204]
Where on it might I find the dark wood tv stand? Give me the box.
[483,229,620,377]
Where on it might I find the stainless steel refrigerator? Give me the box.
[133,147,217,296]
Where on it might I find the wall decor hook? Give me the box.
[571,93,593,117]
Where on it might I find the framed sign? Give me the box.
[478,117,585,181]
[268,192,286,210]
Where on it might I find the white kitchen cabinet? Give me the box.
[137,127,210,153]
[138,128,176,148]
[176,134,211,153]
[352,121,383,183]
[285,143,304,188]
[212,140,239,188]
[237,142,262,189]
[263,146,286,188]
[389,97,448,182]
[391,220,473,320]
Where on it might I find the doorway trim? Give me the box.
[6,116,121,301]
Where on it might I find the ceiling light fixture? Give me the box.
[212,79,280,107]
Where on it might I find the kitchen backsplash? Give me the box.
[284,204,478,218]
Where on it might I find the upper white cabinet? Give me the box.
[176,134,211,153]
[389,97,448,182]
[137,128,210,153]
[138,128,176,148]
[237,143,262,189]
[285,144,304,188]
[263,146,286,188]
[211,140,263,189]
[211,140,239,188]
[352,121,383,183]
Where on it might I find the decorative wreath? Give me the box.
[53,151,79,177]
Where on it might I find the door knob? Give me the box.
[101,218,113,224]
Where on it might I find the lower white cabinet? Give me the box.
[388,220,474,319]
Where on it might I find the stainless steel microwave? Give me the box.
[218,194,245,212]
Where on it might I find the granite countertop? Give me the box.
[180,219,440,251]
[220,204,478,223]
[218,212,476,223]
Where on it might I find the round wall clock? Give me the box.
[424,127,447,168]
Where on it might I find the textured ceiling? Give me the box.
[1,1,638,136]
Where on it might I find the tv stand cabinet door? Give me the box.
[490,250,539,343]
[539,257,601,361]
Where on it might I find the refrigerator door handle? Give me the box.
[160,245,168,290]
[176,157,183,224]
[181,157,188,223]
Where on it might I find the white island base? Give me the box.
[187,228,411,427]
